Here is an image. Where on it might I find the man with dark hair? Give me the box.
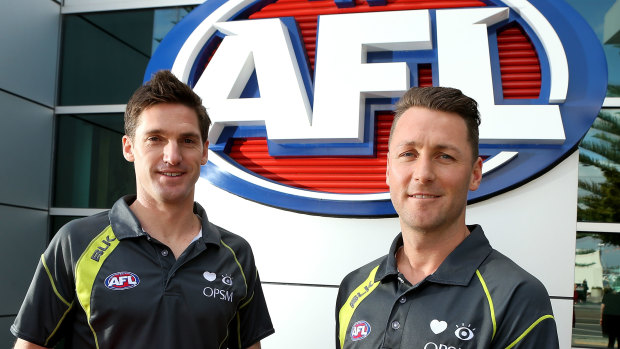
[11,70,274,349]
[335,86,558,348]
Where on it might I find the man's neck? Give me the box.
[129,195,201,259]
[397,223,470,285]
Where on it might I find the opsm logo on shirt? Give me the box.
[145,0,606,216]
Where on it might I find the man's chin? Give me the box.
[152,189,194,205]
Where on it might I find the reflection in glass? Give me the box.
[59,7,194,105]
[564,0,620,97]
[574,233,620,348]
[578,109,620,223]
[53,114,135,208]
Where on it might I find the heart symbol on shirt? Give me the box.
[203,271,216,282]
[430,320,447,334]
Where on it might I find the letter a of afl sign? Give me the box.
[146,0,606,216]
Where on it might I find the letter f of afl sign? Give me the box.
[146,0,606,216]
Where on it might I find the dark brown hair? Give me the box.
[125,70,211,141]
[390,86,481,159]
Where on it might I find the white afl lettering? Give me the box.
[436,8,566,143]
[108,276,135,286]
[311,10,430,142]
[191,8,567,145]
[153,0,605,214]
[351,326,368,337]
[195,18,313,144]
[198,10,430,144]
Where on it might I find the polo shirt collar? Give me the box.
[376,225,492,286]
[109,195,222,247]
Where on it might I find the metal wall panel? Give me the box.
[0,316,17,348]
[0,92,53,209]
[0,0,60,106]
[0,205,48,315]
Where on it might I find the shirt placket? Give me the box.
[381,275,416,349]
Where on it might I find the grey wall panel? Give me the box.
[0,316,17,348]
[0,206,47,315]
[0,92,53,210]
[0,0,60,106]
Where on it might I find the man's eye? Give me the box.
[439,154,454,160]
[184,138,194,144]
[400,152,414,157]
[147,136,160,142]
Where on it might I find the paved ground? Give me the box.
[572,302,612,348]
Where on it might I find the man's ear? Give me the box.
[469,156,483,191]
[122,135,135,162]
[385,152,391,187]
[201,139,209,165]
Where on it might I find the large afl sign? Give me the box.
[146,0,606,216]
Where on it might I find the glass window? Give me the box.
[58,7,193,105]
[565,0,620,97]
[578,109,620,223]
[53,114,135,208]
[573,232,620,348]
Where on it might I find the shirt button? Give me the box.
[399,296,407,304]
[391,320,400,330]
[161,249,169,257]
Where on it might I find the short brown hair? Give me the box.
[390,87,481,160]
[125,70,211,141]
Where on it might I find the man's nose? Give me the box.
[163,141,182,165]
[413,156,435,183]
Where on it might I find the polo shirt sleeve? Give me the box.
[335,281,348,349]
[11,226,77,347]
[233,270,274,348]
[224,238,274,349]
[491,277,559,349]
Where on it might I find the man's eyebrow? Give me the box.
[142,129,201,138]
[179,132,201,138]
[435,144,463,154]
[395,141,464,154]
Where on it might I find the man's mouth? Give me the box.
[162,172,183,177]
[409,194,439,199]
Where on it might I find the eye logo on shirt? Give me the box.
[351,320,371,341]
[429,320,475,340]
[104,272,140,290]
[454,324,475,340]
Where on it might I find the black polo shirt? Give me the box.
[336,225,558,349]
[11,196,274,348]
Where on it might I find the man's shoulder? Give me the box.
[478,249,552,311]
[477,251,558,346]
[53,210,111,246]
[480,249,546,288]
[339,255,386,292]
[211,222,252,251]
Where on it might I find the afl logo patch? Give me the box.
[351,321,371,341]
[104,272,140,290]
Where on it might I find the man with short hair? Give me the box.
[11,70,274,349]
[335,87,559,348]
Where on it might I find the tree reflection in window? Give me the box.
[578,110,620,224]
